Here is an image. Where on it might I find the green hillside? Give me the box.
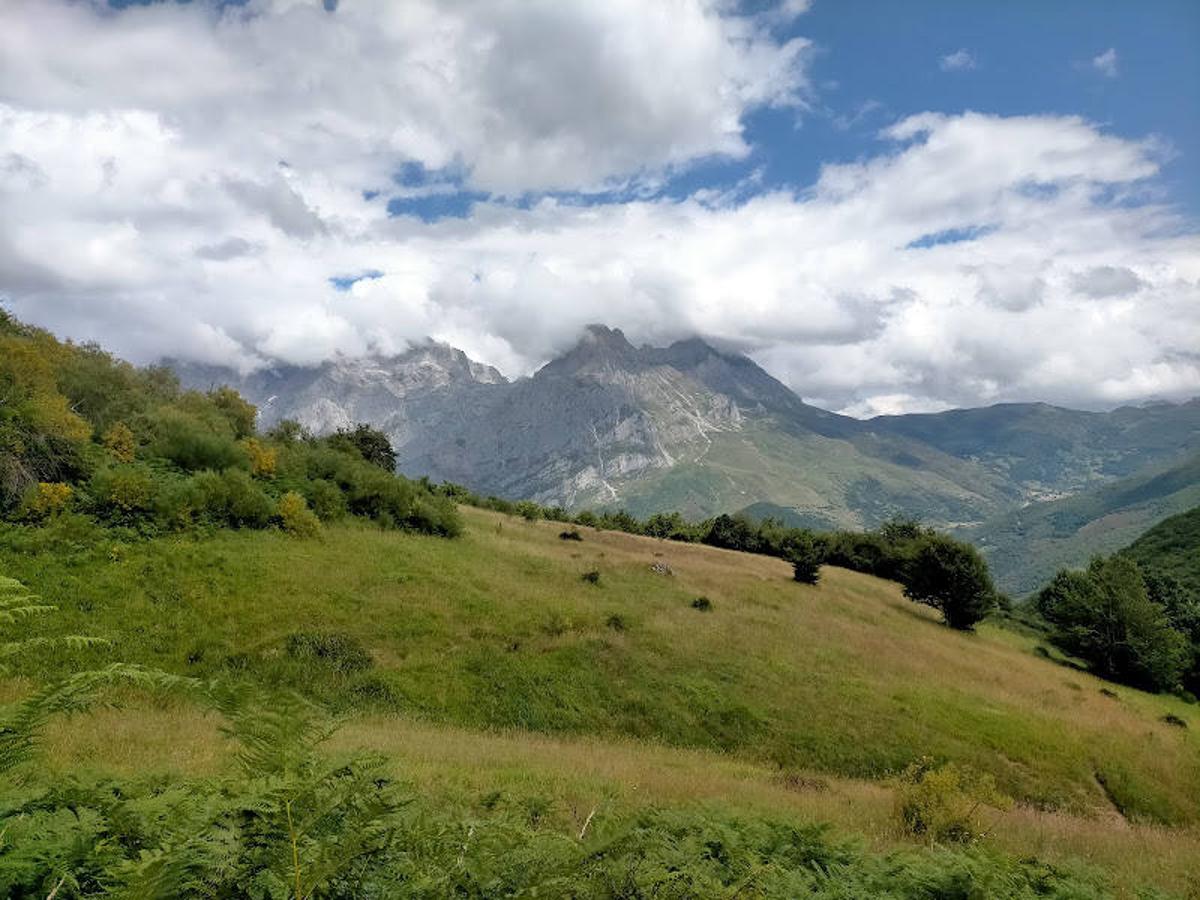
[1123,505,1200,596]
[4,509,1199,895]
[3,312,1199,896]
[870,400,1200,495]
[966,453,1200,596]
[609,423,1011,529]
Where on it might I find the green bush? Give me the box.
[515,500,542,521]
[286,631,373,674]
[786,533,823,585]
[221,468,276,528]
[156,469,273,530]
[150,409,243,472]
[895,756,1011,844]
[278,491,321,537]
[89,465,157,524]
[304,478,347,521]
[328,423,396,471]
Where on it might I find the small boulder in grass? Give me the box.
[650,561,674,576]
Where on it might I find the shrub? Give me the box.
[278,491,321,537]
[691,596,712,612]
[157,468,273,530]
[20,481,72,521]
[895,757,1010,844]
[208,385,257,439]
[581,570,601,585]
[285,631,374,674]
[90,466,156,522]
[242,437,277,477]
[702,513,763,553]
[904,535,996,630]
[221,468,275,528]
[152,410,243,472]
[605,614,626,631]
[305,478,347,521]
[100,421,136,462]
[558,529,583,542]
[266,418,309,443]
[787,533,823,585]
[515,500,542,521]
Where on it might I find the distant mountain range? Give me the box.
[172,325,1200,583]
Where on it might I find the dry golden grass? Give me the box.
[34,703,1200,897]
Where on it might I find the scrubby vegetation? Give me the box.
[0,681,1126,899]
[0,312,460,539]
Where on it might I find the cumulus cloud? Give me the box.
[939,49,976,72]
[0,1,1197,415]
[0,0,810,196]
[1092,47,1119,78]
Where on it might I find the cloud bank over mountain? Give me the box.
[1,0,1197,415]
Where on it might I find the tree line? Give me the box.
[433,484,1000,631]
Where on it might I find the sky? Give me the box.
[1,0,1198,416]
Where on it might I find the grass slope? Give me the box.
[4,508,1197,834]
[967,453,1200,596]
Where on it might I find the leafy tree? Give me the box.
[329,424,397,472]
[515,500,542,521]
[785,531,823,585]
[208,385,258,439]
[904,535,995,630]
[643,511,689,540]
[1144,571,1200,695]
[1037,556,1189,692]
[702,514,761,553]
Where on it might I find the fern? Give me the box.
[0,575,109,676]
[0,663,201,777]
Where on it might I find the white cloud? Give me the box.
[939,49,976,72]
[0,3,1196,415]
[1092,47,1119,78]
[0,0,811,196]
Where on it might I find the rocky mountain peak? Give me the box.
[541,324,639,377]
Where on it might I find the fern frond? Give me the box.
[0,663,203,776]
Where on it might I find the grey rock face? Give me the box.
[174,326,801,506]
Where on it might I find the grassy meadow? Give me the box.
[3,505,1199,895]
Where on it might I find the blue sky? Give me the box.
[4,0,1199,414]
[387,0,1200,223]
[763,0,1200,211]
